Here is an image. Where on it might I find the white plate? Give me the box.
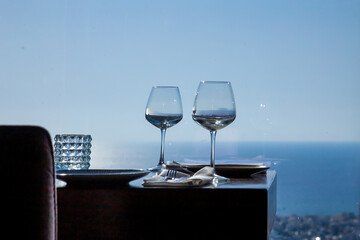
[56,169,150,186]
[182,163,269,178]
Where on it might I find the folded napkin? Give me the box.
[143,166,214,187]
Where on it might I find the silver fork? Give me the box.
[163,169,176,181]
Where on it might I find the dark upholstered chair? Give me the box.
[1,126,57,240]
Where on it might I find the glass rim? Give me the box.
[200,80,231,84]
[153,86,179,89]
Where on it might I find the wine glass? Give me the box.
[192,81,236,180]
[145,86,183,172]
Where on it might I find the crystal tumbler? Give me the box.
[54,134,92,170]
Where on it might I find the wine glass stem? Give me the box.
[210,130,217,168]
[159,128,167,167]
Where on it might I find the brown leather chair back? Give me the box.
[0,126,57,240]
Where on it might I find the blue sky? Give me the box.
[1,0,360,145]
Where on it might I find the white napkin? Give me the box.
[143,166,214,187]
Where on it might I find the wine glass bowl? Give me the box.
[145,86,183,171]
[192,81,236,178]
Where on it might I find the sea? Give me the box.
[90,141,360,217]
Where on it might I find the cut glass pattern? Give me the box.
[54,134,92,170]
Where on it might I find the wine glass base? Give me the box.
[212,174,230,185]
